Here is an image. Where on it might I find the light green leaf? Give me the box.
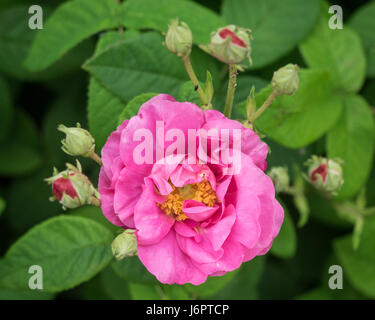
[118,93,158,125]
[122,0,225,44]
[334,216,375,298]
[177,81,202,106]
[84,32,219,103]
[112,256,157,285]
[270,204,297,259]
[350,1,375,78]
[88,31,140,150]
[0,216,113,292]
[24,0,122,71]
[327,94,375,199]
[222,0,320,69]
[84,32,188,101]
[251,69,342,148]
[0,111,42,177]
[300,2,366,92]
[0,76,13,143]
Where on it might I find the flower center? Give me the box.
[157,180,218,221]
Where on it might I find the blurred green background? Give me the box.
[0,0,375,300]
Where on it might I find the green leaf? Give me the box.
[162,285,190,300]
[209,256,265,299]
[88,31,140,150]
[334,216,375,298]
[350,1,375,78]
[118,93,158,125]
[222,0,320,69]
[300,2,366,92]
[184,269,239,298]
[69,206,119,236]
[270,204,297,259]
[0,216,113,292]
[127,282,161,300]
[0,5,94,80]
[99,266,131,300]
[327,94,375,199]
[0,76,13,143]
[0,111,42,177]
[122,0,225,44]
[24,0,122,71]
[177,81,202,106]
[112,256,157,285]
[85,32,220,103]
[252,69,342,148]
[0,286,54,300]
[84,32,188,102]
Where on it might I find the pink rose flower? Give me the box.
[99,94,283,285]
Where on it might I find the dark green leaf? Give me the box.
[122,0,225,44]
[222,0,320,69]
[25,0,123,71]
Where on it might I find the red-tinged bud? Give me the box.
[305,156,344,195]
[45,161,100,210]
[199,25,252,65]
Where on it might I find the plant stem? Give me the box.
[182,55,208,106]
[223,64,238,118]
[89,152,103,166]
[250,90,279,122]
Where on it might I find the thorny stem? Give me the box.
[223,64,238,118]
[182,55,209,107]
[89,152,103,166]
[250,90,279,122]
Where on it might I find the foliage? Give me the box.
[0,0,374,300]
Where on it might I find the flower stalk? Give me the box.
[223,64,238,118]
[182,55,210,108]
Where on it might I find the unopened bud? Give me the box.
[58,123,95,157]
[199,25,252,65]
[305,156,344,194]
[111,229,138,260]
[268,167,290,193]
[45,161,100,210]
[271,64,300,95]
[165,18,193,58]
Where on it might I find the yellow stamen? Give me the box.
[157,180,218,221]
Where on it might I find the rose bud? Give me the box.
[58,123,95,157]
[165,18,193,58]
[111,229,138,260]
[45,161,100,210]
[306,156,344,194]
[271,64,300,96]
[199,25,252,65]
[268,166,290,193]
